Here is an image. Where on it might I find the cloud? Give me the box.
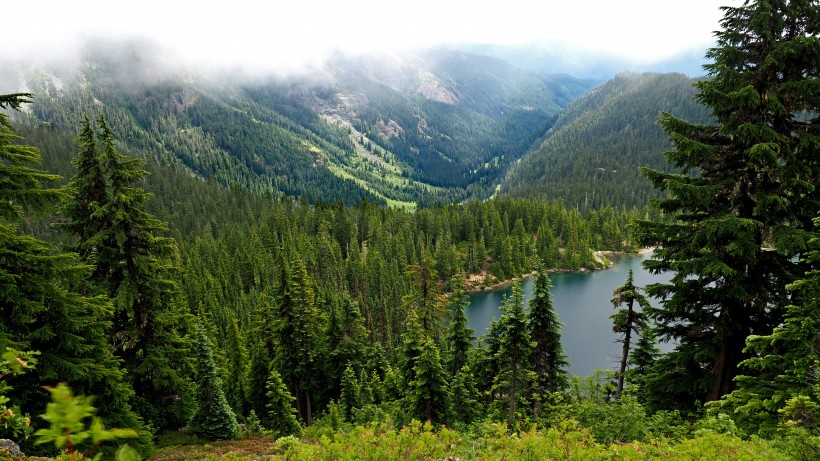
[7,0,739,74]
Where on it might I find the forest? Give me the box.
[1,1,819,460]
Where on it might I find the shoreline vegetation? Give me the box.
[464,247,654,294]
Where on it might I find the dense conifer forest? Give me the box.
[1,1,819,459]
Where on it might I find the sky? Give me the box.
[9,0,739,73]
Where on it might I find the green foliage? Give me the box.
[609,269,650,398]
[528,264,568,406]
[60,115,195,430]
[0,349,37,439]
[490,283,536,429]
[502,72,711,210]
[189,319,240,441]
[264,369,300,437]
[406,338,450,425]
[633,0,820,410]
[717,217,820,437]
[0,96,150,456]
[34,383,138,461]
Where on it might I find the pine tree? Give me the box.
[718,217,820,436]
[633,0,820,407]
[0,94,150,453]
[189,319,240,441]
[60,115,107,253]
[450,365,483,425]
[528,263,568,414]
[265,369,300,437]
[626,325,661,404]
[273,253,322,425]
[61,115,195,429]
[407,337,450,424]
[402,255,446,339]
[627,326,661,383]
[492,283,535,429]
[446,273,474,375]
[224,312,249,417]
[610,269,649,399]
[339,364,360,419]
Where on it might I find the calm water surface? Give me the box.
[466,253,674,378]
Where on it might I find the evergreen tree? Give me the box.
[61,115,195,429]
[633,0,820,407]
[60,115,107,250]
[626,326,661,384]
[450,365,483,426]
[265,369,300,436]
[339,364,360,419]
[402,255,446,338]
[610,269,649,399]
[407,337,450,424]
[626,325,661,404]
[718,217,820,436]
[528,263,568,415]
[273,252,323,425]
[189,319,239,441]
[224,312,249,417]
[446,273,474,375]
[0,94,150,453]
[491,283,535,429]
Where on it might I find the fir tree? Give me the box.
[450,365,483,426]
[189,319,240,441]
[492,283,535,429]
[273,253,322,425]
[719,217,820,436]
[626,326,661,404]
[446,273,475,375]
[633,0,820,407]
[626,326,661,383]
[407,337,450,424]
[0,94,150,454]
[528,264,568,416]
[265,369,300,437]
[610,269,649,399]
[61,116,195,429]
[339,364,360,419]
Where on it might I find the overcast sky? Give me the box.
[10,0,739,72]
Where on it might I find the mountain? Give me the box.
[5,41,596,207]
[499,72,712,210]
[452,42,709,79]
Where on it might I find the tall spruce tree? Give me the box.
[407,337,450,424]
[273,253,322,425]
[61,115,194,429]
[610,269,649,399]
[491,283,535,429]
[626,326,661,393]
[718,217,820,436]
[189,319,239,441]
[446,273,474,376]
[633,0,820,408]
[0,94,150,453]
[528,264,568,409]
[265,368,300,437]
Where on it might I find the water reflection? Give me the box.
[465,253,673,378]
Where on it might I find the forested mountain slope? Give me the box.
[500,72,712,209]
[5,41,595,207]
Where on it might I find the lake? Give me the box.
[465,252,674,378]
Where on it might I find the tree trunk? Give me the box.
[616,326,631,399]
[707,332,743,402]
[305,392,313,426]
[508,365,517,429]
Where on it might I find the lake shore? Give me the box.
[465,248,655,294]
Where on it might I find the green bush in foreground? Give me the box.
[149,420,791,461]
